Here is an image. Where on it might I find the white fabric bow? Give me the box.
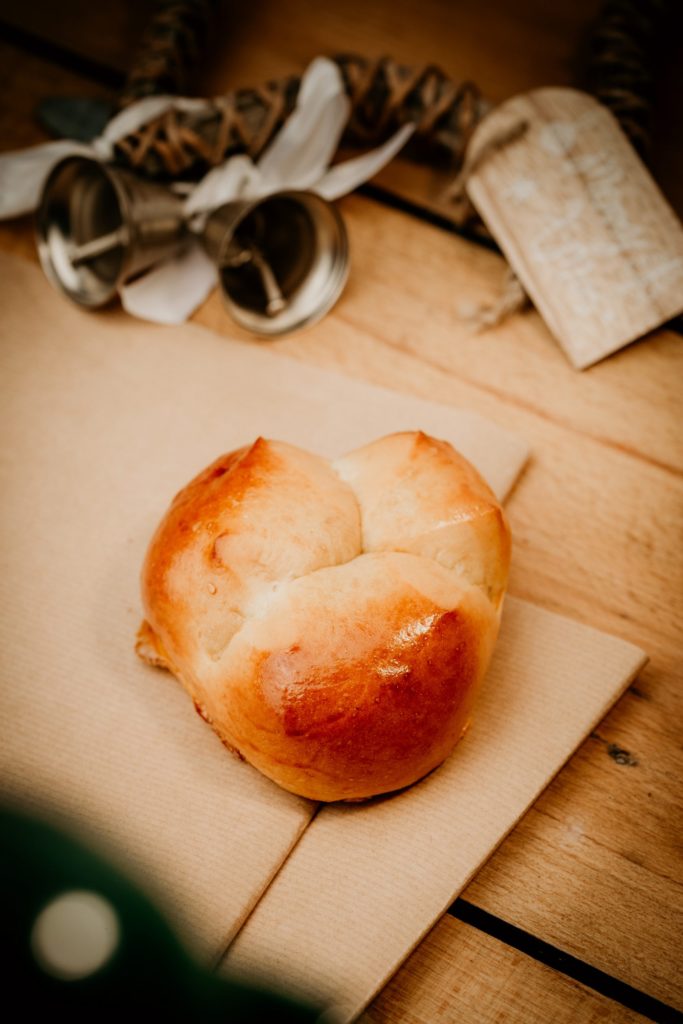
[0,58,413,324]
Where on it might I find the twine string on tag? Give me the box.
[444,117,529,224]
[445,118,531,331]
[458,266,529,332]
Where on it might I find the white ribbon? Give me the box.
[0,95,197,220]
[0,57,413,324]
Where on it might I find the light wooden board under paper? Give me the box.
[223,597,646,1020]
[0,252,528,958]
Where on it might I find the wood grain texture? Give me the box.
[194,197,683,1006]
[0,0,600,101]
[4,47,680,480]
[0,39,112,260]
[2,0,681,219]
[0,0,153,74]
[362,915,651,1024]
[222,597,646,1022]
[1,20,682,1022]
[308,199,683,475]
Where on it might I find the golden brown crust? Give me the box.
[138,432,510,801]
[141,437,360,671]
[335,431,511,608]
[135,619,171,670]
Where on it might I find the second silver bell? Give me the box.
[200,190,349,336]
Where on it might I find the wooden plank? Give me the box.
[198,0,601,101]
[0,0,601,101]
[0,0,152,73]
[363,915,651,1024]
[0,40,112,151]
[1,41,680,477]
[193,202,683,1006]
[0,39,113,260]
[465,718,683,1008]
[1,39,681,1012]
[209,195,683,475]
[3,0,681,218]
[221,598,646,1021]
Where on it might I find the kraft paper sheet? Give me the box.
[0,252,528,959]
[223,599,646,1020]
[0,254,645,1019]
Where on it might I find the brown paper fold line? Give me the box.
[222,597,647,1020]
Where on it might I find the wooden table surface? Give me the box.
[1,2,681,1022]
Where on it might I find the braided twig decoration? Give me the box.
[582,0,668,156]
[114,55,489,180]
[109,0,671,237]
[120,0,218,106]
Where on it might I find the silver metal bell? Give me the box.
[200,190,349,336]
[36,156,187,308]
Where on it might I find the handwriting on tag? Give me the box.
[465,88,683,369]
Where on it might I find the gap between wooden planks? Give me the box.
[2,0,680,219]
[363,914,654,1024]
[3,35,679,477]
[1,33,682,1019]
[0,0,605,102]
[193,197,683,1009]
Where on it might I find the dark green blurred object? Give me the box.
[1,803,322,1022]
[38,96,115,143]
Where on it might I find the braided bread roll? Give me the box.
[137,432,510,801]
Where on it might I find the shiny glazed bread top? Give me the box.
[137,432,511,801]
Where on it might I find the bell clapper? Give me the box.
[69,226,130,266]
[222,242,286,317]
